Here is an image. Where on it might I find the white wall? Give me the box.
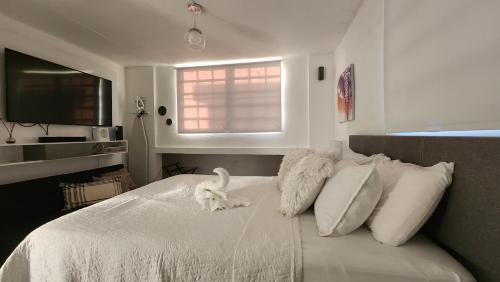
[0,14,125,185]
[333,0,500,139]
[125,55,339,179]
[333,0,385,142]
[124,66,162,186]
[384,0,500,132]
[308,53,335,150]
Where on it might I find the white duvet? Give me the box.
[0,175,302,282]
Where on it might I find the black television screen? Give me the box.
[5,48,112,126]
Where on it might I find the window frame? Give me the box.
[176,60,282,134]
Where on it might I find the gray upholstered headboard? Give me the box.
[349,135,500,282]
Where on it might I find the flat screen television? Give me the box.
[5,48,112,126]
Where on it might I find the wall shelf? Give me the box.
[0,140,128,167]
[0,140,127,147]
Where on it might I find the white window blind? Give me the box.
[177,61,282,133]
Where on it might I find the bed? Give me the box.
[349,135,500,282]
[1,135,498,282]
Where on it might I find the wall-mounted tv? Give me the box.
[5,48,112,126]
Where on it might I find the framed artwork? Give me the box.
[337,64,355,122]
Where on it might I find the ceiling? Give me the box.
[0,0,363,66]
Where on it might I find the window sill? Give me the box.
[153,146,293,155]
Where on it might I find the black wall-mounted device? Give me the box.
[166,119,173,126]
[318,66,325,81]
[158,106,167,116]
[115,126,124,140]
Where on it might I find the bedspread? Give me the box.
[0,175,302,282]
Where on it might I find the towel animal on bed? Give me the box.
[194,167,250,211]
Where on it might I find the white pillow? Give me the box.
[279,153,335,217]
[276,148,314,191]
[369,162,454,246]
[331,159,358,175]
[342,144,389,165]
[366,159,419,225]
[314,164,382,236]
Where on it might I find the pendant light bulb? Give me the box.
[185,1,206,51]
[184,27,206,50]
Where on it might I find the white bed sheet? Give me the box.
[300,211,475,282]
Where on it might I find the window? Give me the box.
[177,61,281,133]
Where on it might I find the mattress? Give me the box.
[300,211,475,282]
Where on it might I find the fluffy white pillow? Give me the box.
[276,148,314,191]
[279,153,335,217]
[314,164,382,236]
[276,148,341,192]
[323,147,343,163]
[369,162,454,246]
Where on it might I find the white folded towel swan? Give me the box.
[194,168,250,211]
